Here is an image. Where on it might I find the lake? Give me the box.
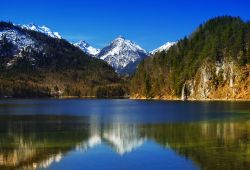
[0,99,250,170]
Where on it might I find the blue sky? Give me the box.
[1,0,249,51]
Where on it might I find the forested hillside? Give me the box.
[0,22,126,98]
[130,16,250,100]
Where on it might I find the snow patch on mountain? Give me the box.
[151,42,176,54]
[0,29,37,50]
[20,24,62,39]
[74,40,100,56]
[0,28,42,67]
[96,36,149,74]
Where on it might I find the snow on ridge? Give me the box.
[151,42,176,54]
[74,40,100,56]
[0,29,37,49]
[1,22,176,73]
[96,36,149,72]
[20,24,62,39]
[109,36,147,53]
[0,29,42,67]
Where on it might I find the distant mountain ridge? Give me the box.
[74,38,176,75]
[0,21,122,98]
[151,42,176,54]
[15,23,176,75]
[96,36,149,75]
[75,38,176,75]
[74,40,100,56]
[20,23,62,39]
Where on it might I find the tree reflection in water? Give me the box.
[0,115,250,170]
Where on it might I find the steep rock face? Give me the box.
[181,60,250,100]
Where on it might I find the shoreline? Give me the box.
[129,97,250,102]
[0,96,249,101]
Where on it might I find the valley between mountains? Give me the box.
[0,16,249,100]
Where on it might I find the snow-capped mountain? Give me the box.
[0,29,38,51]
[74,40,100,56]
[151,42,176,54]
[0,27,42,67]
[96,36,149,75]
[0,23,67,68]
[20,24,62,39]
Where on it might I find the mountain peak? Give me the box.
[112,36,128,44]
[77,40,90,47]
[74,40,100,56]
[96,37,149,75]
[20,24,62,39]
[115,35,126,40]
[151,42,176,54]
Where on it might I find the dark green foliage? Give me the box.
[0,22,125,98]
[131,16,250,97]
[0,35,14,67]
[0,80,51,98]
[144,72,152,98]
[246,22,250,63]
[96,85,127,98]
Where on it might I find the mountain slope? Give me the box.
[130,16,250,100]
[150,42,176,54]
[74,40,100,56]
[96,36,149,75]
[20,24,62,39]
[0,22,124,98]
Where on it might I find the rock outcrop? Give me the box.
[181,60,250,100]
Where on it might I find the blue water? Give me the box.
[0,99,248,123]
[0,99,249,170]
[48,141,197,170]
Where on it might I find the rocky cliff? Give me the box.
[181,60,250,100]
[130,16,250,100]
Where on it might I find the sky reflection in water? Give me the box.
[0,99,249,170]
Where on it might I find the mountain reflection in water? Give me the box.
[0,114,250,170]
[75,115,146,155]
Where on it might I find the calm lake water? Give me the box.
[0,99,250,170]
